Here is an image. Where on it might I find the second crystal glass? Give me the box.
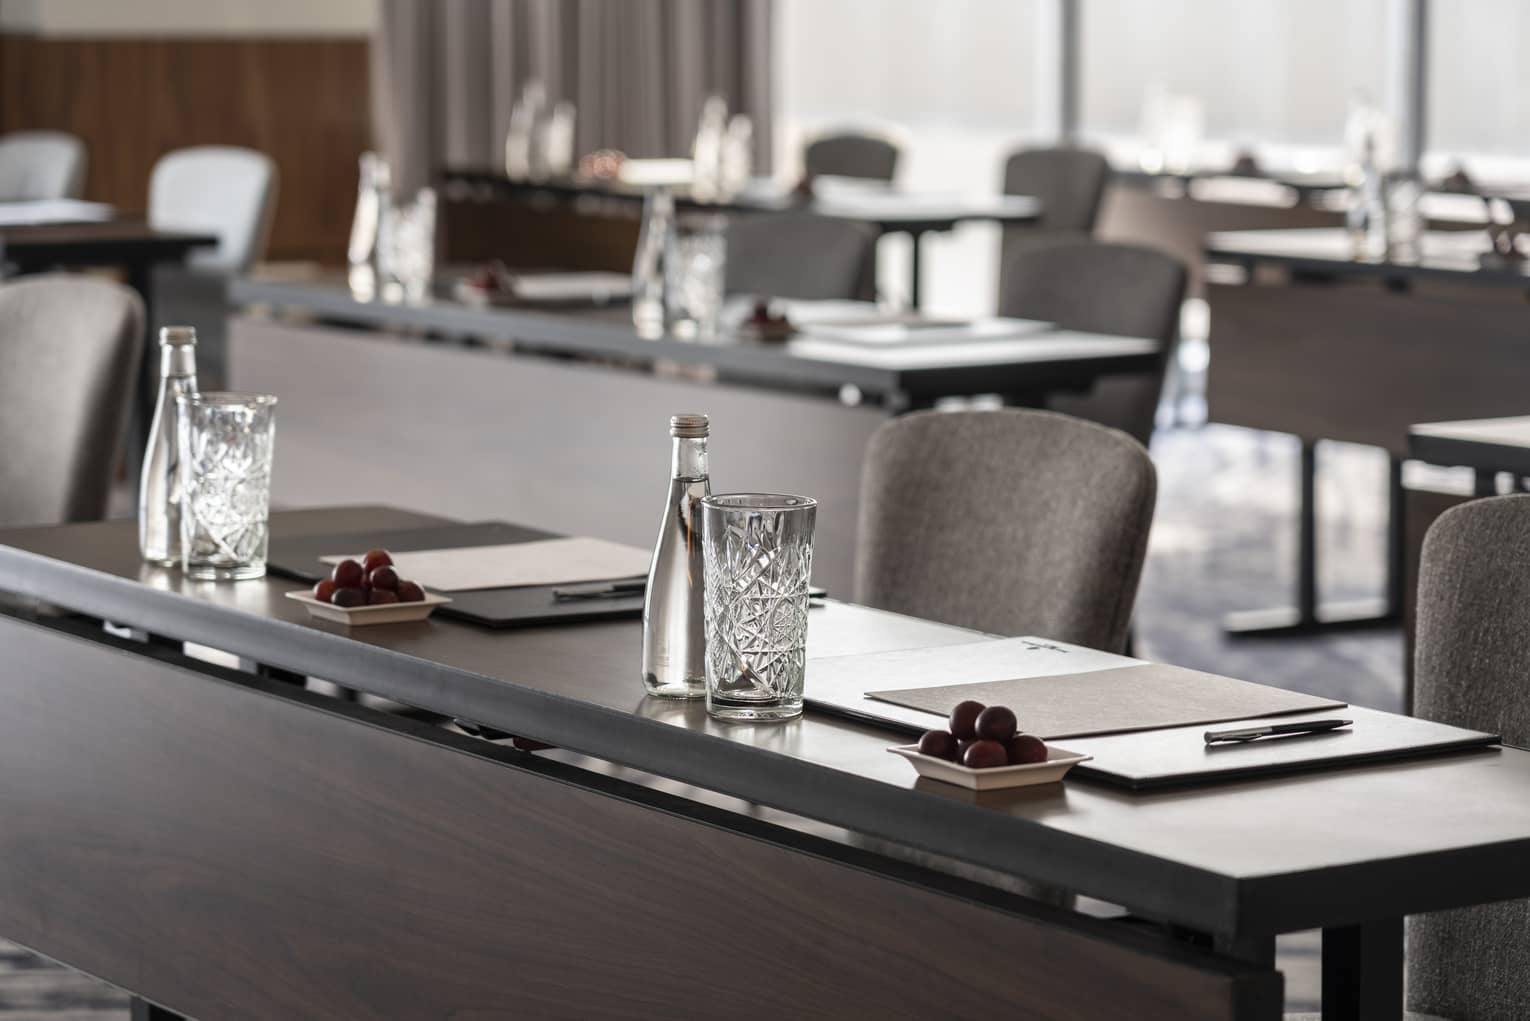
[701,493,817,721]
[178,392,278,581]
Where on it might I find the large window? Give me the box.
[1426,0,1530,177]
[1081,0,1390,168]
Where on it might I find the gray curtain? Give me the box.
[371,0,774,195]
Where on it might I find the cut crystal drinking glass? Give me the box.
[178,392,277,581]
[702,494,817,721]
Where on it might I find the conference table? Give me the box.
[0,218,218,472]
[1202,227,1530,639]
[226,273,1159,596]
[4,505,1530,1019]
[1410,416,1530,497]
[444,168,1043,307]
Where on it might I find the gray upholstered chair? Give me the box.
[854,408,1155,652]
[998,241,1186,447]
[0,275,144,527]
[0,131,87,201]
[1398,494,1530,1021]
[1002,146,1112,235]
[148,145,278,272]
[724,212,878,300]
[803,131,901,183]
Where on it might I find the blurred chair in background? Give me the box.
[802,131,901,183]
[855,408,1156,653]
[999,146,1112,270]
[999,241,1186,447]
[724,212,878,300]
[0,275,143,527]
[148,145,278,273]
[148,145,279,389]
[1401,494,1530,1021]
[0,131,87,201]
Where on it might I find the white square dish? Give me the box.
[285,588,451,626]
[888,744,1091,790]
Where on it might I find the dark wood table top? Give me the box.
[444,167,1043,233]
[230,274,1160,406]
[1410,415,1530,475]
[4,506,1530,943]
[1205,227,1530,288]
[0,219,217,267]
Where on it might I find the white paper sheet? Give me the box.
[511,272,633,302]
[796,316,1055,347]
[0,199,114,226]
[320,537,652,592]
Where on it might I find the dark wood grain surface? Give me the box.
[0,33,370,263]
[4,508,1530,945]
[0,616,1280,1021]
[1206,281,1530,453]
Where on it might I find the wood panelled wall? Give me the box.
[0,34,371,263]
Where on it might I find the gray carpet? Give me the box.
[0,423,1410,1016]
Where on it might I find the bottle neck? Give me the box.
[160,344,197,380]
[671,436,708,480]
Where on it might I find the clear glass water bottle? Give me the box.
[641,413,711,698]
[138,326,198,565]
[347,152,389,301]
[631,188,674,339]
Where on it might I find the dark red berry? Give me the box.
[917,729,958,761]
[975,705,1018,742]
[313,579,337,602]
[1006,734,1048,765]
[368,565,399,591]
[396,580,425,603]
[367,588,399,605]
[948,700,986,740]
[962,739,1009,769]
[331,586,367,608]
[332,559,364,588]
[362,549,393,573]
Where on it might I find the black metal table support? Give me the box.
[907,227,929,309]
[1321,919,1403,1020]
[237,658,308,687]
[130,996,186,1021]
[1225,442,1405,638]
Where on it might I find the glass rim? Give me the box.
[179,391,279,408]
[702,492,817,512]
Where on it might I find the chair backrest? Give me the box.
[0,131,87,201]
[1001,147,1111,234]
[998,241,1186,445]
[724,212,878,300]
[0,275,144,527]
[149,146,278,272]
[854,409,1156,651]
[803,132,901,183]
[1407,494,1530,1020]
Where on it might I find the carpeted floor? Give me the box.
[0,423,1416,1017]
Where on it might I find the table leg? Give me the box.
[1225,441,1403,638]
[1321,920,1403,1021]
[908,229,926,309]
[130,997,186,1021]
[237,658,308,688]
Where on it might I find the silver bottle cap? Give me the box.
[670,413,708,438]
[159,326,197,347]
